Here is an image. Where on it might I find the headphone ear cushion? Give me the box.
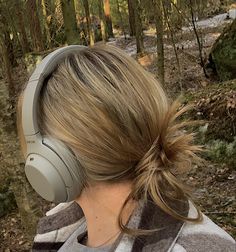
[42,137,85,200]
[25,153,68,202]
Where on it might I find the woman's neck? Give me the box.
[75,181,137,248]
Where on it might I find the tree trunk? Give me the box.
[116,0,126,38]
[74,0,81,20]
[42,0,52,48]
[153,0,164,85]
[82,0,95,45]
[162,0,182,89]
[0,7,16,98]
[60,0,80,44]
[127,0,135,36]
[0,3,17,67]
[3,1,22,56]
[0,41,15,99]
[103,0,114,38]
[208,19,236,81]
[98,0,108,41]
[15,0,30,53]
[189,0,208,78]
[3,30,17,68]
[133,0,144,54]
[26,0,44,52]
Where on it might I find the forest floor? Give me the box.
[0,14,235,251]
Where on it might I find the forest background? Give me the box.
[0,0,236,250]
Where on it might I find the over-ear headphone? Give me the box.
[22,45,87,203]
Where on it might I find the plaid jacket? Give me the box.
[32,199,235,252]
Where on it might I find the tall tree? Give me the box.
[74,0,81,20]
[41,0,52,48]
[61,0,80,44]
[15,0,30,53]
[162,0,182,89]
[189,0,207,78]
[26,0,44,51]
[116,0,126,38]
[82,0,95,45]
[103,0,114,37]
[132,0,144,54]
[153,0,164,85]
[127,0,135,36]
[98,0,108,41]
[2,1,22,55]
[0,39,14,98]
[0,8,17,65]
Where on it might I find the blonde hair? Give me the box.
[19,44,202,234]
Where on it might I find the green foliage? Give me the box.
[0,183,17,218]
[205,138,236,168]
[24,53,44,76]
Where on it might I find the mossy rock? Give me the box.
[209,19,236,81]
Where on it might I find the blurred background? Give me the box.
[0,0,235,250]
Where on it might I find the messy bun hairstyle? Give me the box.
[34,44,202,233]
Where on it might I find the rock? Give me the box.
[208,19,236,81]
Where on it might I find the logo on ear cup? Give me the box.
[27,140,35,144]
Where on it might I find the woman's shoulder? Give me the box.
[32,201,85,251]
[173,202,235,252]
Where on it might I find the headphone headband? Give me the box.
[22,45,86,136]
[22,45,87,202]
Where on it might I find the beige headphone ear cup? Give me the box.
[25,153,68,202]
[42,137,84,200]
[24,133,83,202]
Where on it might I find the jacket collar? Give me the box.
[35,198,189,252]
[131,199,189,252]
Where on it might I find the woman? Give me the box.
[18,44,235,252]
